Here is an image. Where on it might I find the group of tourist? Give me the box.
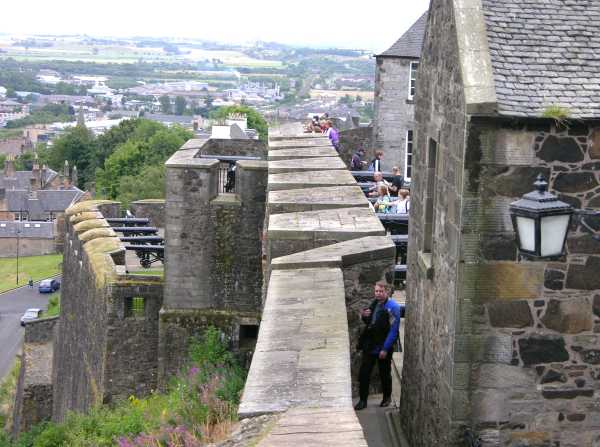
[367,169,410,214]
[305,114,340,152]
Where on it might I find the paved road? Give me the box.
[0,280,57,380]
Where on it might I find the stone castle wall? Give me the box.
[238,126,394,445]
[462,119,600,447]
[0,237,56,258]
[339,126,373,168]
[373,56,417,173]
[12,317,58,436]
[159,140,267,384]
[51,200,163,421]
[399,0,467,444]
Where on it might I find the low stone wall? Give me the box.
[0,238,57,258]
[182,138,267,159]
[51,200,164,421]
[130,199,165,228]
[12,317,58,436]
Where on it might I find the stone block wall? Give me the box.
[130,199,166,228]
[462,119,600,446]
[373,56,417,173]
[159,143,267,384]
[0,237,56,258]
[51,200,164,421]
[339,126,373,167]
[12,317,57,436]
[399,0,467,445]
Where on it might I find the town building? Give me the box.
[372,12,427,177]
[400,1,600,446]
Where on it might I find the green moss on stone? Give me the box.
[70,212,103,224]
[80,228,118,243]
[66,200,119,217]
[74,219,110,234]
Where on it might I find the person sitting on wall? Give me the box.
[368,172,390,197]
[388,166,404,197]
[367,150,384,172]
[393,189,411,214]
[374,184,393,214]
[323,120,340,153]
[355,282,405,410]
[351,148,367,171]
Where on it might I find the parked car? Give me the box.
[20,308,43,326]
[38,279,60,293]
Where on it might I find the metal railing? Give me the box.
[196,154,261,194]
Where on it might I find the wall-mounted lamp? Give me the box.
[509,175,573,260]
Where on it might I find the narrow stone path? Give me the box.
[355,394,395,447]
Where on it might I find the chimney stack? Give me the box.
[31,153,41,191]
[3,154,16,178]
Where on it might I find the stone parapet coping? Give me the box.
[257,407,368,446]
[268,186,369,214]
[268,157,346,174]
[268,206,385,241]
[239,267,352,417]
[180,138,209,150]
[165,149,220,169]
[237,160,268,170]
[65,200,164,288]
[268,146,338,160]
[271,236,396,270]
[269,138,331,148]
[268,170,357,192]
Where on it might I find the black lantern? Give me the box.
[509,175,573,260]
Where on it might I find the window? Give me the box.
[408,61,419,100]
[125,297,145,318]
[405,130,414,180]
[423,138,438,254]
[239,324,259,349]
[34,223,41,228]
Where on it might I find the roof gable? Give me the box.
[378,12,428,58]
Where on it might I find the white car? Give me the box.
[20,308,43,326]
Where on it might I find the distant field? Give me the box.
[310,89,374,100]
[0,254,62,293]
[0,128,23,141]
[0,43,284,68]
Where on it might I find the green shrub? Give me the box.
[4,326,246,446]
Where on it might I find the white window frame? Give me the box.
[408,61,419,100]
[404,130,414,181]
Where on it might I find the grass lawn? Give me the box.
[0,254,62,293]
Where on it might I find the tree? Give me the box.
[210,105,268,141]
[117,164,166,208]
[47,125,97,187]
[174,96,187,115]
[158,95,171,114]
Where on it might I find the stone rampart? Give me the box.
[159,139,267,383]
[130,199,166,228]
[239,126,395,445]
[51,200,164,421]
[339,126,374,168]
[12,317,58,436]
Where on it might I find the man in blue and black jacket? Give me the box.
[355,282,405,411]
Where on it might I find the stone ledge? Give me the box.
[212,194,241,207]
[237,159,268,170]
[165,149,220,169]
[268,147,338,160]
[268,186,368,214]
[268,170,356,192]
[271,236,396,270]
[239,268,353,418]
[268,207,385,242]
[268,157,346,174]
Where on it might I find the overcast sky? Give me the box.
[1,0,430,52]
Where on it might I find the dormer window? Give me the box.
[409,61,419,100]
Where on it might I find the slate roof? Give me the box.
[0,169,59,190]
[480,0,600,118]
[378,12,428,58]
[5,188,83,213]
